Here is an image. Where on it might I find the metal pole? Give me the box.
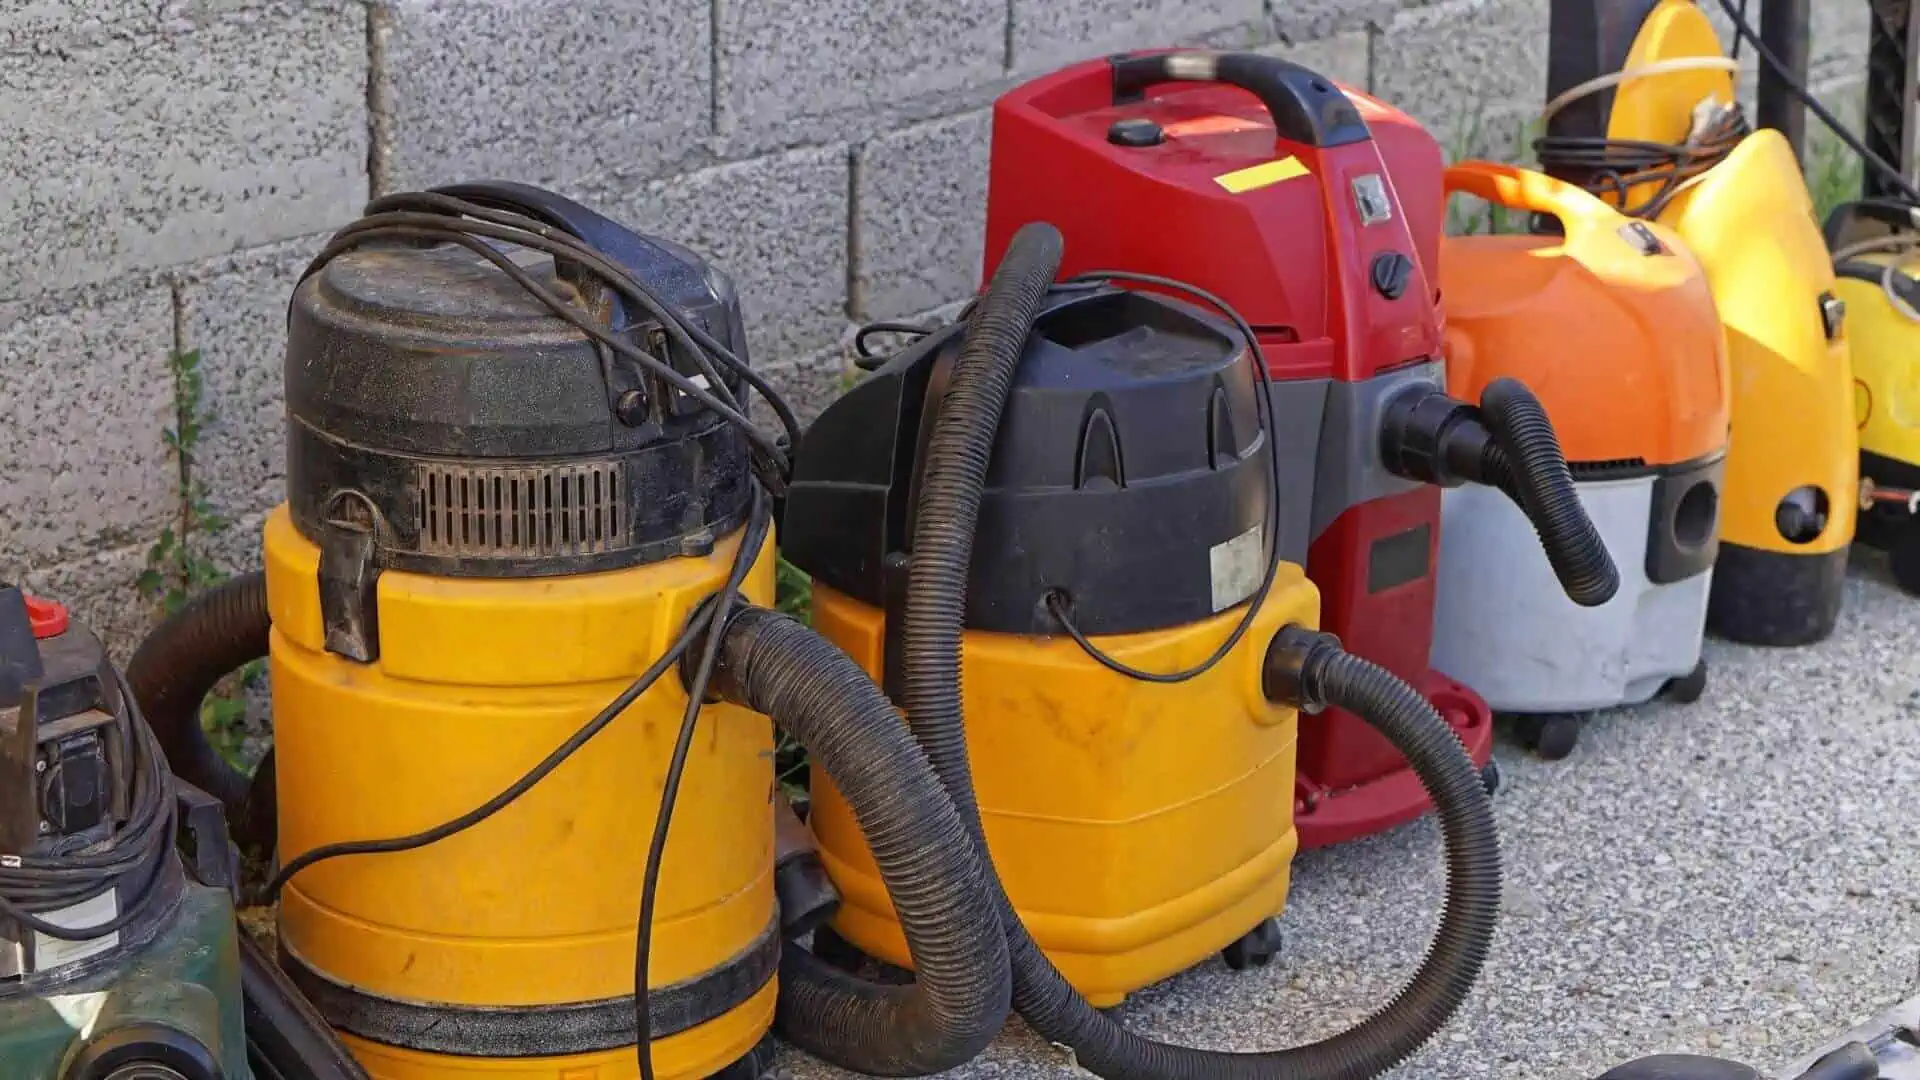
[1756,0,1811,163]
[1864,0,1920,199]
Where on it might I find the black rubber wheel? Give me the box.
[1479,758,1501,796]
[1220,917,1283,971]
[809,925,915,985]
[1891,527,1920,596]
[708,1034,780,1079]
[1531,715,1580,761]
[809,924,871,974]
[1663,659,1708,704]
[1706,541,1847,647]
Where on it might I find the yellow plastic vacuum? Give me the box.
[1539,0,1857,645]
[1832,200,1920,590]
[788,283,1316,1008]
[263,187,780,1080]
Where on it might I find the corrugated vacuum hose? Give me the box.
[897,221,1504,1080]
[702,604,1012,1076]
[126,571,276,859]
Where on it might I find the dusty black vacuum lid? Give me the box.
[283,184,754,581]
[781,282,1274,637]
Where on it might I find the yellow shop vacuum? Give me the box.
[1537,0,1857,646]
[781,223,1504,1079]
[132,183,1017,1080]
[1825,0,1920,594]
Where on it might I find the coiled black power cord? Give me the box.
[0,668,175,943]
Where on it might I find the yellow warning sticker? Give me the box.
[1212,156,1310,194]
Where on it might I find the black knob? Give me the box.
[1107,118,1165,147]
[1370,251,1415,300]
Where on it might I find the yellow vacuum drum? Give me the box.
[781,284,1317,1007]
[266,190,776,1080]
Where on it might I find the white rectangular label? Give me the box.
[1209,525,1265,613]
[32,891,119,971]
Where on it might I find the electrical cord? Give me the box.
[1040,269,1284,684]
[853,320,939,362]
[633,488,768,1080]
[0,669,176,943]
[1535,93,1750,219]
[1712,0,1920,205]
[1834,231,1920,323]
[272,192,800,1080]
[301,194,799,495]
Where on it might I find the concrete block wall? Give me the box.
[0,0,1877,656]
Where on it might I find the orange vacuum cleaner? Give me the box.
[1433,161,1731,759]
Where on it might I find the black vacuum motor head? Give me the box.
[782,282,1272,637]
[284,182,754,581]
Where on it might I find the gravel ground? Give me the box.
[779,549,1920,1080]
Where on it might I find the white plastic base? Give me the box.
[1431,476,1710,715]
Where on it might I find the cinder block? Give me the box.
[1372,0,1552,154]
[1258,30,1372,91]
[0,2,367,301]
[175,238,325,530]
[20,544,155,665]
[1009,0,1264,71]
[1270,2,1400,44]
[852,110,994,323]
[373,0,713,193]
[0,286,176,568]
[588,146,852,364]
[202,510,273,580]
[764,351,863,431]
[715,0,1005,137]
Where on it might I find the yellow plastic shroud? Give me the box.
[1603,0,1857,560]
[808,565,1317,1008]
[1842,256,1920,471]
[264,506,777,1080]
[1655,131,1857,559]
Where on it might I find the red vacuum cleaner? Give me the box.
[983,50,1620,847]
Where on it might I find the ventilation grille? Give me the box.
[413,461,627,558]
[1568,457,1649,480]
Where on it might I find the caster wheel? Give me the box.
[810,925,870,974]
[1221,917,1283,971]
[1479,758,1501,796]
[1892,531,1920,596]
[1529,715,1580,761]
[1663,659,1708,704]
[708,1034,780,1079]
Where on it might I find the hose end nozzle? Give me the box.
[1261,625,1344,713]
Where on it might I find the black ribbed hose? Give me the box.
[126,571,275,853]
[707,606,1011,1077]
[898,221,1502,1079]
[1477,378,1620,607]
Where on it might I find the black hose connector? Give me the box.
[705,604,1011,1078]
[1379,379,1619,607]
[125,571,275,856]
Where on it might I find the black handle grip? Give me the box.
[430,181,684,334]
[1107,50,1371,148]
[1825,197,1920,247]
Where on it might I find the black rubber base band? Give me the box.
[280,916,779,1057]
[1706,541,1848,647]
